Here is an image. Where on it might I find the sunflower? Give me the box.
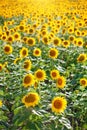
[19,25,25,32]
[52,97,67,113]
[80,78,87,87]
[49,48,59,59]
[0,64,3,71]
[53,37,61,46]
[56,76,66,89]
[33,23,38,29]
[50,69,60,80]
[34,80,38,89]
[1,34,7,41]
[76,38,83,47]
[14,57,21,64]
[81,30,86,37]
[42,36,49,45]
[49,32,54,39]
[22,37,28,44]
[69,35,75,42]
[4,44,13,54]
[28,27,34,34]
[0,100,2,107]
[77,53,87,62]
[68,27,74,34]
[22,92,40,108]
[20,47,28,58]
[23,59,32,71]
[75,30,81,37]
[34,69,46,81]
[13,32,21,41]
[7,35,14,43]
[62,40,70,48]
[27,37,35,46]
[33,48,41,57]
[23,73,35,88]
[6,30,10,36]
[41,30,47,36]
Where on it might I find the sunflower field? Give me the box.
[0,0,87,129]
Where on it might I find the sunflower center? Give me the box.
[69,29,72,32]
[23,37,27,42]
[54,100,62,109]
[25,94,36,103]
[22,50,27,55]
[77,32,80,35]
[70,37,74,41]
[24,76,31,84]
[42,31,46,35]
[81,80,86,85]
[78,41,82,45]
[43,37,48,43]
[57,78,62,85]
[64,41,68,45]
[4,47,10,52]
[52,72,57,77]
[35,50,39,54]
[24,62,29,68]
[36,72,43,78]
[28,39,33,45]
[0,66,2,70]
[6,31,9,36]
[15,34,18,38]
[3,36,6,40]
[8,37,12,41]
[29,29,33,33]
[50,50,56,56]
[54,39,59,45]
[79,56,84,61]
[19,26,24,30]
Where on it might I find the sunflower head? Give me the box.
[34,69,46,81]
[77,53,87,62]
[62,40,70,48]
[34,80,38,89]
[7,35,14,43]
[80,78,87,87]
[52,97,67,113]
[23,59,32,71]
[4,44,13,54]
[69,35,75,42]
[27,37,35,46]
[56,76,66,89]
[28,27,34,34]
[68,27,74,34]
[22,92,40,108]
[14,32,21,41]
[14,57,21,64]
[33,48,41,57]
[20,47,28,58]
[42,36,50,44]
[19,25,25,32]
[76,38,83,47]
[50,69,60,80]
[23,73,35,88]
[49,48,59,59]
[41,30,47,36]
[1,34,7,41]
[53,37,61,46]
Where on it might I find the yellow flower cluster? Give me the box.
[0,0,87,115]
